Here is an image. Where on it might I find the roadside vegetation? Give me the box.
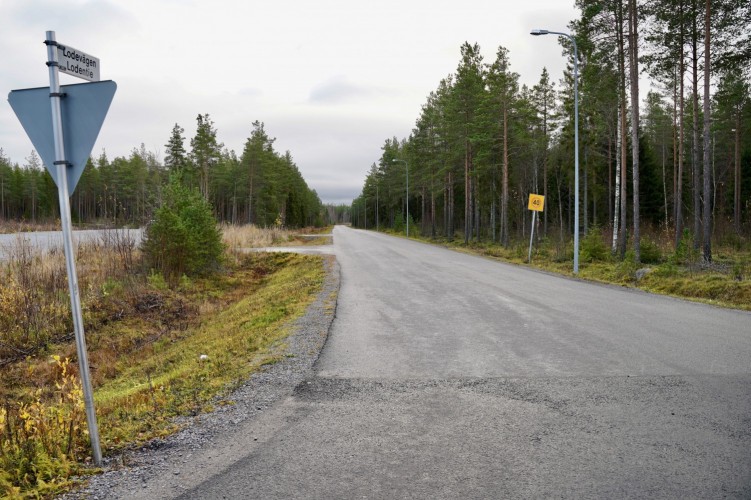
[380,224,751,311]
[0,213,329,497]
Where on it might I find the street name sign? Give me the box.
[57,43,100,82]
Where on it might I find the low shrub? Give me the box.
[0,357,88,497]
[141,179,225,282]
[579,227,609,263]
[639,238,664,264]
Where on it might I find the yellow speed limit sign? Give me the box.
[528,193,545,212]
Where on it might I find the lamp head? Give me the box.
[530,29,549,36]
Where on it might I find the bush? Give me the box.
[614,251,640,282]
[639,238,664,264]
[0,357,87,496]
[670,229,699,265]
[141,179,224,282]
[579,227,609,263]
[393,211,404,234]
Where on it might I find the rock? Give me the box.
[635,268,652,281]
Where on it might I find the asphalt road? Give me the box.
[167,227,751,498]
[0,228,142,260]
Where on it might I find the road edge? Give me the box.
[61,254,341,499]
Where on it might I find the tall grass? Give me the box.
[0,230,138,367]
[0,220,61,234]
[221,223,294,250]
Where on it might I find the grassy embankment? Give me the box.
[386,225,751,311]
[0,224,332,498]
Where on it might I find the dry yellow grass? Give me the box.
[221,223,294,249]
[0,230,139,365]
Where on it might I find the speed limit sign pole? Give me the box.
[527,194,545,263]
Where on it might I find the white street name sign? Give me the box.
[57,43,100,82]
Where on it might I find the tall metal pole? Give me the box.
[376,181,379,232]
[572,34,580,274]
[528,211,537,263]
[45,30,103,466]
[530,29,579,274]
[393,159,409,237]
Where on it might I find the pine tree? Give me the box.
[190,114,222,201]
[164,123,188,174]
[451,42,486,244]
[485,46,519,247]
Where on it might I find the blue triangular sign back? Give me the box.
[8,80,116,193]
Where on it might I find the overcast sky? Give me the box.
[1,0,579,204]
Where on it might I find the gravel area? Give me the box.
[60,254,339,499]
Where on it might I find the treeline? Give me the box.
[352,0,751,263]
[0,116,325,228]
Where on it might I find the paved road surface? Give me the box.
[0,228,142,260]
[141,227,751,498]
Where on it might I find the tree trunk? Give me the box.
[735,116,741,232]
[501,104,510,247]
[617,0,628,259]
[671,67,678,229]
[675,1,686,249]
[608,129,612,230]
[701,0,712,262]
[558,172,564,245]
[431,184,436,238]
[691,2,701,250]
[464,141,471,244]
[612,106,621,253]
[629,0,641,263]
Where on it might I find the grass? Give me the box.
[0,225,327,498]
[221,224,332,250]
[92,251,324,450]
[0,220,62,234]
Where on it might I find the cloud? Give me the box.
[308,76,374,105]
[7,0,139,36]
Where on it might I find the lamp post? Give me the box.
[376,180,379,232]
[392,158,409,237]
[531,29,579,274]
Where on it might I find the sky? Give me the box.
[0,0,579,205]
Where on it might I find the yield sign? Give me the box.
[8,80,116,193]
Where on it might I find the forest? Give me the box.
[351,0,751,264]
[0,116,326,228]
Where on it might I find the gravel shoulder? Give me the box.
[61,254,340,499]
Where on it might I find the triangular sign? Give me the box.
[8,80,116,193]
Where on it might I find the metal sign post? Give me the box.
[527,194,545,264]
[10,39,114,464]
[44,30,102,466]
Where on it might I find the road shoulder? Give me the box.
[61,254,340,499]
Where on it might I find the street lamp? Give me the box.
[531,28,580,274]
[376,180,379,232]
[392,158,409,237]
